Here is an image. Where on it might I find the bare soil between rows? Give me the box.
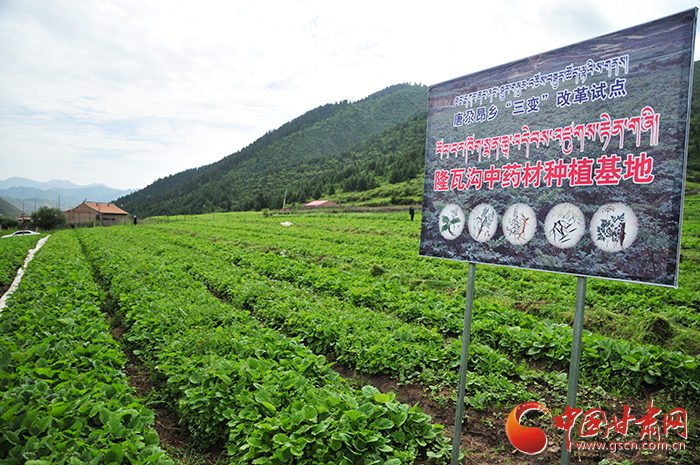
[111,325,226,464]
[113,315,691,465]
[329,358,689,465]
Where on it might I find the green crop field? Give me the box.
[0,233,44,292]
[1,194,698,464]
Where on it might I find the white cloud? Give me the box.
[1,0,698,189]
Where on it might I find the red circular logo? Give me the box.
[505,402,551,455]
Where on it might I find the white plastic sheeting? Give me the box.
[0,235,51,312]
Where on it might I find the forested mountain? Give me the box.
[251,112,428,209]
[119,67,700,216]
[116,83,428,216]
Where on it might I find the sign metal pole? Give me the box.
[451,262,476,465]
[561,276,587,465]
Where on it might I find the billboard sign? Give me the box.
[419,9,697,287]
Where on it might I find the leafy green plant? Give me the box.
[76,227,452,463]
[0,232,172,464]
[0,234,42,287]
[148,217,700,402]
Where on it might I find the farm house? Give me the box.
[302,200,339,208]
[63,201,129,226]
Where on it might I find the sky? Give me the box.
[1,0,699,191]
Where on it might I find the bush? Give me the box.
[0,215,20,230]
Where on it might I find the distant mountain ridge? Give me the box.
[0,177,135,214]
[0,177,107,190]
[116,83,429,216]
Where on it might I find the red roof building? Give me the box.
[302,200,339,208]
[63,201,129,226]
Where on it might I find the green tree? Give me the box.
[0,215,20,230]
[30,207,66,230]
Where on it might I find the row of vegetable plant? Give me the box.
[0,233,43,288]
[130,227,558,410]
[75,227,452,464]
[0,231,173,465]
[152,214,700,346]
[148,222,700,402]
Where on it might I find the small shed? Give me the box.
[64,201,129,226]
[302,200,339,208]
